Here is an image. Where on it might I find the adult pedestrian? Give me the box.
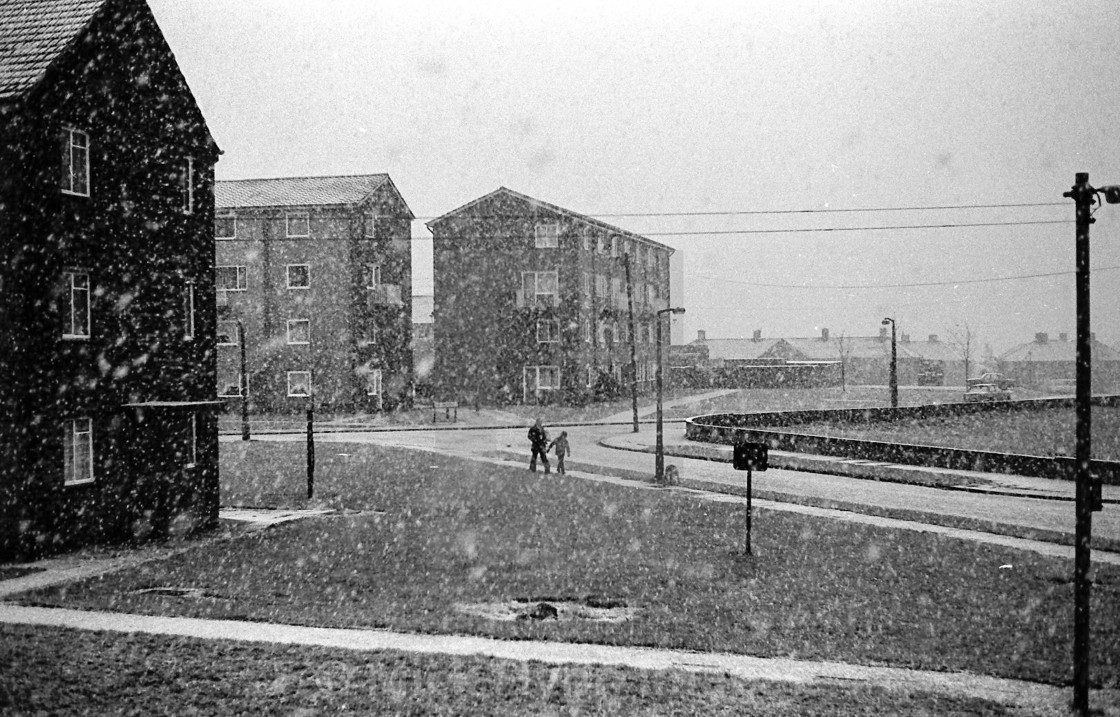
[549,430,570,475]
[527,418,550,473]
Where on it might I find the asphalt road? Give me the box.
[248,421,1120,548]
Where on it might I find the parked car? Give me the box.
[964,383,1011,402]
[966,372,1014,390]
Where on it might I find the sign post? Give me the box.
[733,440,768,555]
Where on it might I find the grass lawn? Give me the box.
[20,441,1120,689]
[660,386,969,419]
[0,625,1018,716]
[784,407,1120,461]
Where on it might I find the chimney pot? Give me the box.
[1059,332,1068,342]
[928,334,938,343]
[1035,332,1048,344]
[821,328,830,341]
[697,330,706,342]
[901,333,911,343]
[753,329,762,342]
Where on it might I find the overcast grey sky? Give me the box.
[148,0,1120,353]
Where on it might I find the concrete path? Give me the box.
[2,603,1110,714]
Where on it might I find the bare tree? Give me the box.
[836,332,853,391]
[946,323,975,386]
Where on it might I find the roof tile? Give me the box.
[0,0,107,99]
[216,174,391,209]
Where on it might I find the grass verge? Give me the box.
[0,624,1020,716]
[19,441,1120,689]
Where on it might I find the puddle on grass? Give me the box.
[132,587,229,600]
[455,597,639,623]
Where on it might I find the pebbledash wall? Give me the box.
[685,396,1120,485]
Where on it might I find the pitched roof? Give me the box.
[693,337,782,361]
[216,174,411,215]
[0,0,108,100]
[1000,336,1119,363]
[426,186,673,254]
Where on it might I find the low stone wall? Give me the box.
[685,396,1120,485]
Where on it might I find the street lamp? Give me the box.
[237,320,250,441]
[882,317,897,409]
[1063,172,1114,715]
[655,306,685,484]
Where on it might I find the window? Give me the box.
[365,212,378,239]
[182,281,196,340]
[524,365,560,392]
[610,236,618,257]
[184,413,198,467]
[287,264,310,289]
[365,263,382,287]
[595,274,608,299]
[521,270,558,306]
[180,157,194,213]
[287,371,312,397]
[535,223,559,248]
[287,212,309,238]
[597,236,606,254]
[215,215,236,239]
[587,365,595,388]
[62,271,90,339]
[582,232,592,252]
[287,319,310,345]
[215,266,246,292]
[217,320,239,345]
[583,320,592,344]
[61,128,89,196]
[63,418,93,485]
[366,368,383,396]
[536,319,559,343]
[219,368,245,397]
[582,272,591,298]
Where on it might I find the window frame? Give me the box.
[219,369,247,397]
[366,263,382,288]
[215,265,247,292]
[365,367,383,396]
[534,222,559,249]
[63,417,94,486]
[215,215,237,240]
[286,212,310,238]
[217,319,239,346]
[182,280,196,340]
[522,270,558,305]
[524,365,560,393]
[62,270,91,340]
[536,318,559,344]
[287,371,312,397]
[181,157,195,214]
[185,413,198,468]
[286,319,310,345]
[286,264,311,290]
[61,127,90,197]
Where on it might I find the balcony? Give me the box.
[367,283,403,307]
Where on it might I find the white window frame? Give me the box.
[62,270,91,340]
[185,413,198,467]
[536,319,559,344]
[583,320,592,344]
[215,215,237,240]
[366,263,382,288]
[524,365,560,394]
[183,281,196,340]
[181,157,194,214]
[366,367,383,396]
[522,270,558,305]
[215,265,247,292]
[535,222,559,249]
[610,236,619,257]
[63,418,94,485]
[365,212,379,239]
[287,319,310,345]
[217,320,239,346]
[287,371,312,397]
[597,236,607,254]
[286,264,311,290]
[287,212,309,238]
[61,127,90,197]
[587,365,595,388]
[219,370,247,397]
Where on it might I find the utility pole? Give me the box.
[623,252,639,433]
[238,320,250,441]
[882,317,898,408]
[1063,172,1105,716]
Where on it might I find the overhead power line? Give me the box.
[640,219,1072,236]
[687,265,1120,290]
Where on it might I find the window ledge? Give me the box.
[64,478,95,487]
[61,334,90,341]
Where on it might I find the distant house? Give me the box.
[428,187,675,405]
[0,0,221,559]
[214,174,414,412]
[999,332,1120,392]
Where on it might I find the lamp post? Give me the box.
[237,320,250,441]
[1062,172,1116,715]
[655,306,685,483]
[882,317,897,409]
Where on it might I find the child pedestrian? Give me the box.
[527,418,550,473]
[549,431,570,475]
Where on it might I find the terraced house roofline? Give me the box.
[216,173,413,217]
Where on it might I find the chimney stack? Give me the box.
[821,328,830,341]
[753,329,762,342]
[901,333,911,343]
[879,327,888,341]
[928,334,938,343]
[1059,332,1068,342]
[697,330,706,342]
[1035,332,1049,344]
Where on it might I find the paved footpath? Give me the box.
[1,602,1112,714]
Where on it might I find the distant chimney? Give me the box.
[753,329,762,342]
[1059,332,1068,342]
[697,330,706,342]
[901,333,910,343]
[1035,332,1049,344]
[879,327,888,341]
[821,328,830,341]
[928,334,938,343]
